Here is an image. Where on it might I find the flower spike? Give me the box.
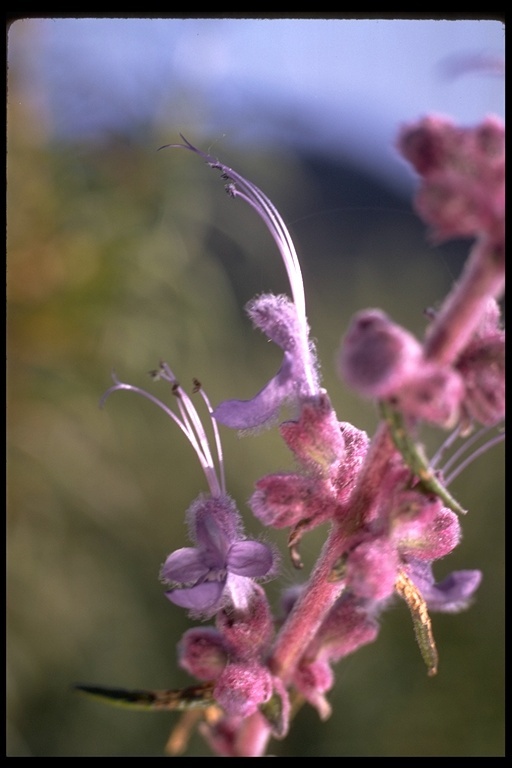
[83,119,503,755]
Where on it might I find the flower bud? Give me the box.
[214,662,273,718]
[394,495,461,561]
[398,115,504,242]
[346,537,398,601]
[216,585,274,660]
[251,472,322,528]
[339,310,422,399]
[178,627,229,680]
[280,392,345,472]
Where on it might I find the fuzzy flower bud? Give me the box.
[329,422,370,506]
[279,392,346,473]
[214,662,273,719]
[338,309,463,426]
[346,536,399,601]
[314,594,381,662]
[251,421,368,543]
[339,309,423,399]
[250,472,318,529]
[398,115,505,244]
[394,496,461,561]
[178,627,229,680]
[391,364,464,427]
[216,585,274,660]
[293,659,334,720]
[291,593,380,718]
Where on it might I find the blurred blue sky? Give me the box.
[8,17,504,191]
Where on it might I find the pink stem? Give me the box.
[424,236,504,365]
[270,526,349,683]
[232,528,346,756]
[233,425,395,756]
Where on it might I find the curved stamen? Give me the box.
[158,364,218,475]
[430,424,462,469]
[444,428,504,486]
[440,423,501,477]
[194,379,226,497]
[101,367,224,498]
[159,136,316,397]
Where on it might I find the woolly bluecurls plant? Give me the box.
[76,116,504,756]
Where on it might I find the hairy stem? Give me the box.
[424,236,504,365]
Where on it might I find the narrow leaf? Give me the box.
[73,681,216,711]
[395,569,439,676]
[380,401,466,515]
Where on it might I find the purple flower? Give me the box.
[161,494,274,617]
[162,136,320,431]
[406,558,482,613]
[214,294,319,430]
[101,362,275,618]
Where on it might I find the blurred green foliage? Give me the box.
[7,63,504,756]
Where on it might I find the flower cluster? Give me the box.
[94,116,504,756]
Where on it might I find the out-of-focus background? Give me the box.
[7,17,504,757]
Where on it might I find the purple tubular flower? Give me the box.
[161,494,274,617]
[214,294,319,430]
[161,136,319,430]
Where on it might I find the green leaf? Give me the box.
[380,401,466,516]
[73,681,216,711]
